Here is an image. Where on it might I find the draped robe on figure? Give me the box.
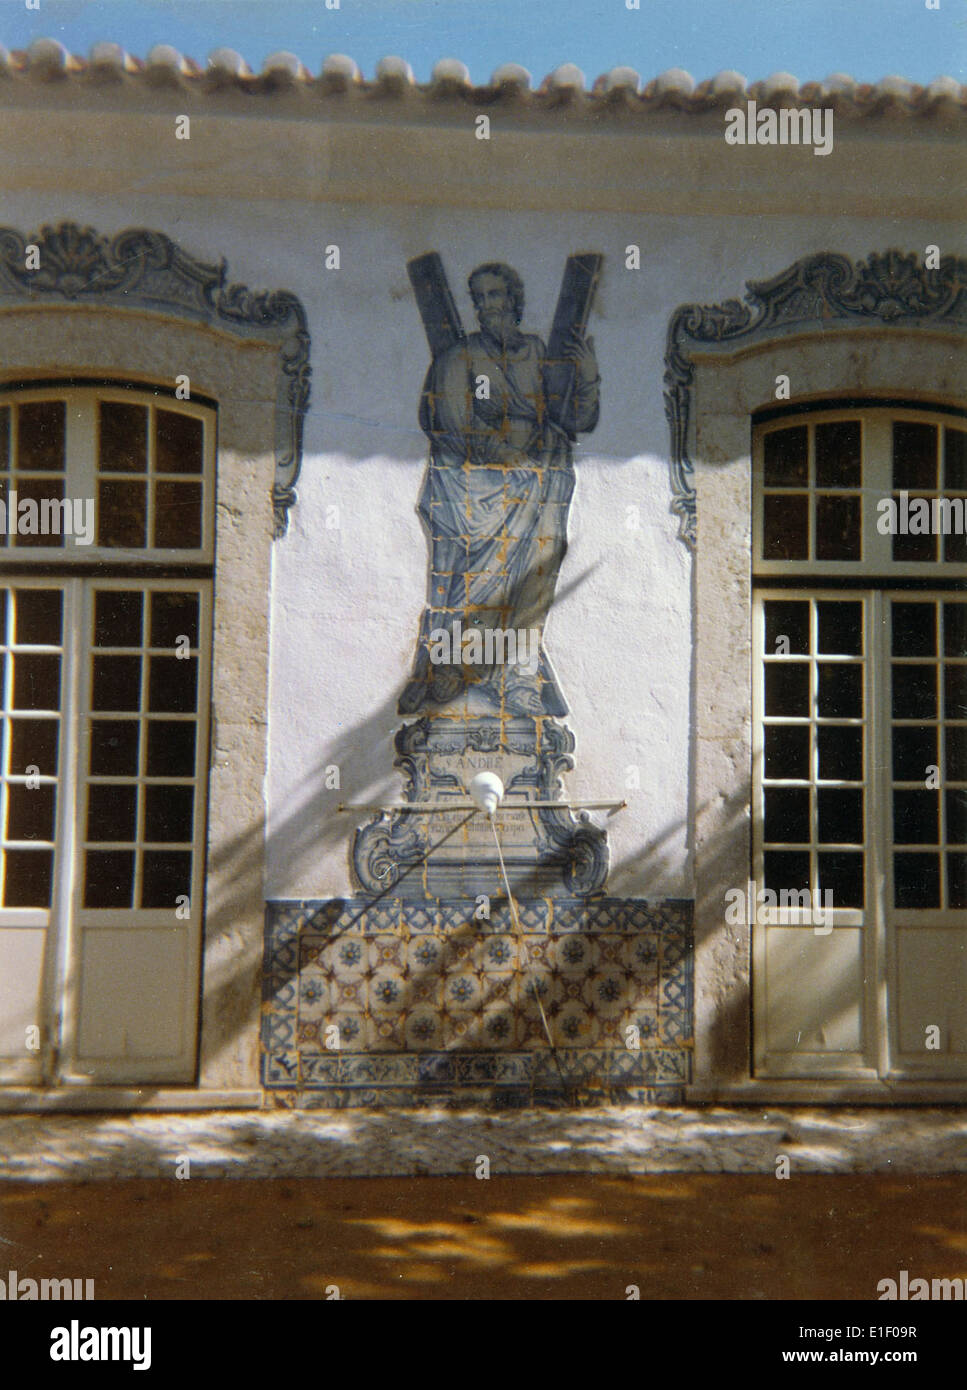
[399,328,600,716]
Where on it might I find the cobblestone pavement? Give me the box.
[1,1173,964,1299]
[0,1106,965,1180]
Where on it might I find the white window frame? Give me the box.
[0,384,216,1086]
[0,384,215,564]
[754,405,967,579]
[752,402,966,1081]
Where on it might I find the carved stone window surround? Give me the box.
[0,221,312,1102]
[667,251,967,1100]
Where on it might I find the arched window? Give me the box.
[0,383,215,1084]
[666,251,967,1099]
[753,402,966,1079]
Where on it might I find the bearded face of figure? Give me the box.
[470,271,520,346]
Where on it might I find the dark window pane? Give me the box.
[141,850,192,908]
[892,665,936,721]
[91,655,141,713]
[148,656,197,713]
[817,852,863,907]
[0,588,7,641]
[0,406,9,471]
[764,724,809,780]
[13,589,62,646]
[945,603,967,659]
[144,785,194,843]
[89,720,139,776]
[94,590,143,649]
[764,600,809,655]
[818,602,862,656]
[12,654,60,711]
[945,528,967,564]
[894,852,940,909]
[98,402,147,473]
[764,850,810,896]
[892,502,937,563]
[6,784,55,841]
[816,495,860,561]
[765,663,809,717]
[84,849,134,908]
[150,591,199,650]
[947,727,967,782]
[763,427,807,487]
[764,787,810,844]
[893,790,938,844]
[949,853,967,910]
[893,422,937,490]
[945,429,967,489]
[892,603,936,657]
[892,726,937,783]
[10,719,58,777]
[156,410,203,475]
[818,725,863,782]
[86,784,137,843]
[153,481,202,549]
[947,790,967,844]
[762,494,808,560]
[146,720,196,777]
[11,477,66,549]
[98,479,146,548]
[815,420,861,488]
[818,664,861,719]
[3,849,52,906]
[818,789,863,844]
[17,401,65,472]
[945,666,967,722]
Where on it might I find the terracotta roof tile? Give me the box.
[0,41,961,117]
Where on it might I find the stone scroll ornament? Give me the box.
[353,253,611,898]
[0,221,310,536]
[664,249,967,546]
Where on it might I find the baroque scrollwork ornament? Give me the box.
[0,221,311,535]
[664,250,967,546]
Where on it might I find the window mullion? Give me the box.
[867,590,890,1077]
[66,396,96,557]
[42,577,83,1083]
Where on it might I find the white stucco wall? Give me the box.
[265,201,958,903]
[0,102,959,908]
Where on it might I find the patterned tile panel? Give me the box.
[262,896,693,1108]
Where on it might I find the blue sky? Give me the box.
[0,0,964,85]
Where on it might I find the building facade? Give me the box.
[0,41,964,1110]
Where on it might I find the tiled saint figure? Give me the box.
[400,259,601,717]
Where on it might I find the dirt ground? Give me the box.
[1,1172,965,1300]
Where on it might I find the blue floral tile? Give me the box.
[480,1003,517,1049]
[368,968,407,1017]
[406,935,443,972]
[328,1008,365,1049]
[405,1007,443,1050]
[552,933,598,975]
[263,896,693,1107]
[478,933,518,971]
